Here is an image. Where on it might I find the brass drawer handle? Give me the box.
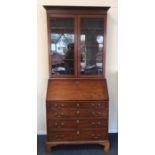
[98,103,101,107]
[61,103,64,107]
[76,120,79,123]
[91,122,95,125]
[76,103,80,107]
[77,130,80,135]
[55,135,64,137]
[55,135,64,140]
[91,134,101,139]
[76,110,80,114]
[61,112,64,116]
[61,122,64,126]
[92,112,96,115]
[91,122,101,126]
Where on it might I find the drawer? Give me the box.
[47,109,107,118]
[47,101,108,109]
[48,118,108,129]
[48,129,108,141]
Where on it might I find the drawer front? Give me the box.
[48,129,108,141]
[47,101,108,109]
[48,118,108,129]
[47,109,107,118]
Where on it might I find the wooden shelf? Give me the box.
[51,27,103,30]
[51,27,74,30]
[81,45,103,47]
[81,27,103,30]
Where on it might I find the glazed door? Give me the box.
[48,15,105,78]
[49,16,77,77]
[78,16,105,78]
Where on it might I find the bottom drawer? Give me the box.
[48,129,108,141]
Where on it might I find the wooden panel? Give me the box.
[46,79,109,101]
[48,129,108,141]
[47,101,108,109]
[44,6,110,15]
[48,118,108,129]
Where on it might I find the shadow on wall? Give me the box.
[107,71,118,133]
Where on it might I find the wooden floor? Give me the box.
[37,133,118,155]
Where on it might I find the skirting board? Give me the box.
[37,129,118,135]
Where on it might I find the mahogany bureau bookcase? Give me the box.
[43,6,110,152]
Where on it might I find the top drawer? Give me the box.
[47,101,108,109]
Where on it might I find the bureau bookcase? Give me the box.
[44,6,110,152]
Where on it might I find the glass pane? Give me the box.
[50,18,75,75]
[80,18,104,75]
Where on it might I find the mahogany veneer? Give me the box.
[44,6,110,152]
[46,79,109,152]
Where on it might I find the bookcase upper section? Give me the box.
[44,6,110,79]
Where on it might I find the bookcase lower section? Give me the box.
[45,140,110,152]
[45,79,110,153]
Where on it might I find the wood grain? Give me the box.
[46,79,109,101]
[48,118,108,129]
[44,6,110,152]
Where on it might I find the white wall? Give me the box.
[37,0,118,134]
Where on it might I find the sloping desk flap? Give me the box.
[46,79,109,101]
